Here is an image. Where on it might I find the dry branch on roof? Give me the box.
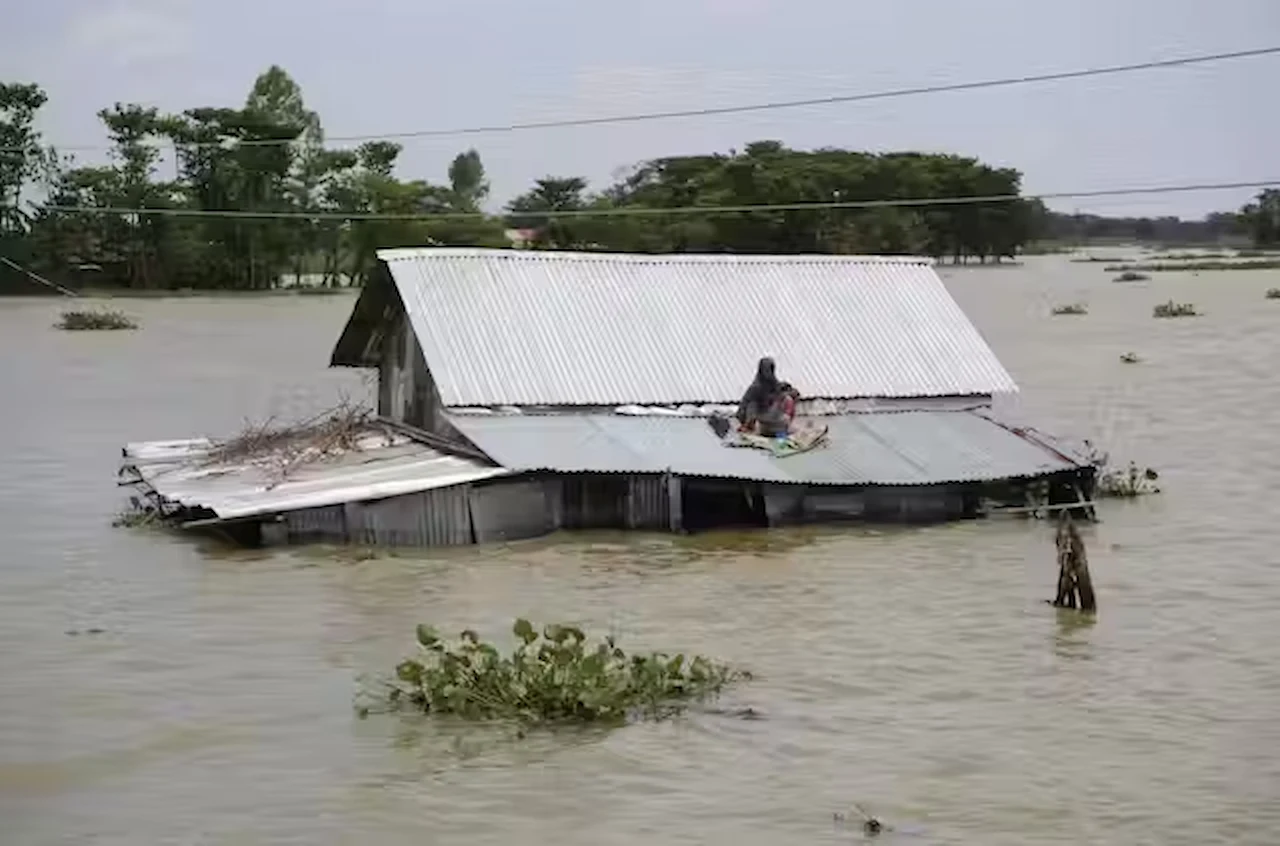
[202,401,389,484]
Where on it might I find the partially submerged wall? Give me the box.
[249,469,1087,549]
[268,473,671,547]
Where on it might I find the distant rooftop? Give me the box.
[332,248,1018,407]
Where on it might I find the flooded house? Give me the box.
[121,248,1096,547]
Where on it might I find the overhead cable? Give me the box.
[19,179,1279,221]
[8,46,1278,153]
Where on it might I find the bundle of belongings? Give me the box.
[707,357,829,457]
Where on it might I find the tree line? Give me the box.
[1036,202,1280,248]
[2,66,1275,292]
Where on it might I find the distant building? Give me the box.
[123,249,1096,547]
[503,228,539,248]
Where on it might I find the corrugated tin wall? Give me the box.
[562,476,628,529]
[285,505,347,543]
[350,486,473,546]
[469,479,561,543]
[627,476,670,530]
[540,474,670,531]
[272,473,973,549]
[799,486,965,523]
[863,487,965,522]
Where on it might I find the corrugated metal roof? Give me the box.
[448,410,1085,486]
[361,248,1017,407]
[122,430,510,521]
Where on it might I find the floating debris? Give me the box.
[1080,444,1159,498]
[834,804,891,837]
[1265,288,1280,300]
[1051,303,1088,316]
[1096,462,1160,498]
[1113,271,1149,283]
[701,705,765,720]
[1153,300,1198,318]
[1119,352,1142,364]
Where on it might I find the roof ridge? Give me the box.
[377,247,934,265]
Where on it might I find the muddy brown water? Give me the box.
[1,257,1278,845]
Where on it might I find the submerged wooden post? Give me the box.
[1053,511,1097,613]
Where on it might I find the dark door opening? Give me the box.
[680,479,768,532]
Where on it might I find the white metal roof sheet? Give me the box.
[371,248,1018,407]
[122,431,509,521]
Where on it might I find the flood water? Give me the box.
[1,256,1277,845]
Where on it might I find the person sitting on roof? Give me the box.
[736,357,792,437]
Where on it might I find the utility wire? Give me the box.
[7,46,1278,154]
[18,179,1278,222]
[0,256,78,296]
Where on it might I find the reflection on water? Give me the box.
[1050,610,1098,662]
[1,261,1279,845]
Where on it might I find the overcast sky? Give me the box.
[4,0,1276,217]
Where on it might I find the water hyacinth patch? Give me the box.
[373,619,747,725]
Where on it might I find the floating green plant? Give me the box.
[369,619,747,725]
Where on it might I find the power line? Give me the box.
[21,179,1278,222]
[9,45,1279,154]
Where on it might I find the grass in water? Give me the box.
[1265,288,1280,300]
[1106,259,1280,273]
[1153,300,1198,318]
[368,619,747,725]
[1113,270,1149,282]
[55,309,138,331]
[1051,303,1088,316]
[1146,251,1229,261]
[290,286,350,296]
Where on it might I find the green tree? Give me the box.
[0,81,56,284]
[446,149,488,212]
[507,176,590,248]
[1240,189,1280,247]
[245,65,321,287]
[9,76,1120,293]
[97,104,169,286]
[338,141,441,285]
[551,144,1038,260]
[416,149,508,248]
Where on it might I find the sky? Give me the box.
[3,0,1277,218]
